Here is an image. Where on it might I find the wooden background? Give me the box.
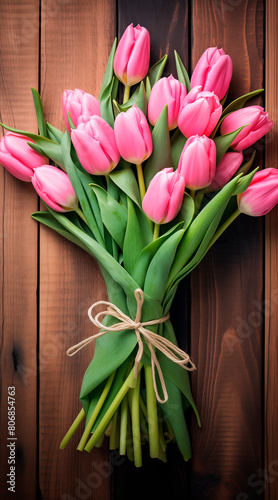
[0,0,277,498]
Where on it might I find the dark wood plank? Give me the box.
[113,2,191,498]
[190,1,264,498]
[39,1,116,498]
[0,1,39,499]
[265,0,278,497]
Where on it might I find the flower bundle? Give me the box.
[1,23,276,467]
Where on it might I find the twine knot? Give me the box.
[66,289,196,403]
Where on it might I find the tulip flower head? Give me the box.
[142,168,186,224]
[148,75,187,130]
[114,104,153,164]
[0,132,48,182]
[191,47,233,101]
[62,88,101,132]
[237,168,278,216]
[178,135,217,190]
[209,151,243,191]
[71,116,120,175]
[220,106,273,151]
[32,165,78,212]
[178,86,222,138]
[113,23,150,87]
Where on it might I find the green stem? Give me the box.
[109,410,118,450]
[208,209,240,250]
[153,223,160,241]
[123,85,130,104]
[129,371,142,467]
[119,395,129,455]
[84,364,143,453]
[190,189,195,200]
[136,163,146,202]
[145,364,160,458]
[75,206,89,226]
[77,371,116,451]
[194,189,204,217]
[59,408,85,449]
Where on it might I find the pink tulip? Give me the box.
[178,86,222,138]
[71,116,120,175]
[32,165,78,212]
[113,23,150,87]
[209,151,243,191]
[142,168,185,224]
[114,104,153,164]
[191,47,233,101]
[178,135,216,190]
[238,168,278,216]
[62,88,101,132]
[0,132,48,182]
[148,75,187,130]
[220,106,273,151]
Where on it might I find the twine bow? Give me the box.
[66,289,196,404]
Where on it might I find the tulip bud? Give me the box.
[148,75,187,130]
[220,106,273,151]
[114,104,153,164]
[178,135,216,190]
[62,88,101,132]
[178,86,222,138]
[113,23,150,87]
[191,47,233,101]
[237,168,278,216]
[0,132,48,182]
[32,165,78,212]
[71,116,120,175]
[209,151,243,191]
[142,168,185,224]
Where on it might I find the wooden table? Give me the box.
[0,0,277,498]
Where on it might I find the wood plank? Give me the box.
[265,0,278,497]
[113,2,191,498]
[39,1,116,499]
[190,1,264,498]
[0,1,39,499]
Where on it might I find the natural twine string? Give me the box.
[66,289,196,404]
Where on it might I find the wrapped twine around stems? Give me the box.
[66,289,196,403]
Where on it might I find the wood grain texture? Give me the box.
[39,1,115,498]
[265,0,278,497]
[190,1,264,499]
[0,1,39,499]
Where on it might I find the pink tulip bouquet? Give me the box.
[1,23,276,467]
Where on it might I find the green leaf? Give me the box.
[91,184,127,249]
[109,167,141,206]
[174,51,191,93]
[100,77,119,127]
[158,376,192,460]
[61,132,105,245]
[132,223,184,289]
[232,167,258,195]
[46,122,64,143]
[146,76,152,100]
[221,88,264,118]
[214,126,246,164]
[113,81,147,115]
[167,175,241,287]
[31,87,48,137]
[98,37,117,100]
[31,211,93,255]
[170,129,186,169]
[144,229,184,302]
[146,55,168,88]
[123,198,146,275]
[237,150,256,177]
[145,105,172,187]
[27,142,46,156]
[0,123,64,166]
[158,320,200,425]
